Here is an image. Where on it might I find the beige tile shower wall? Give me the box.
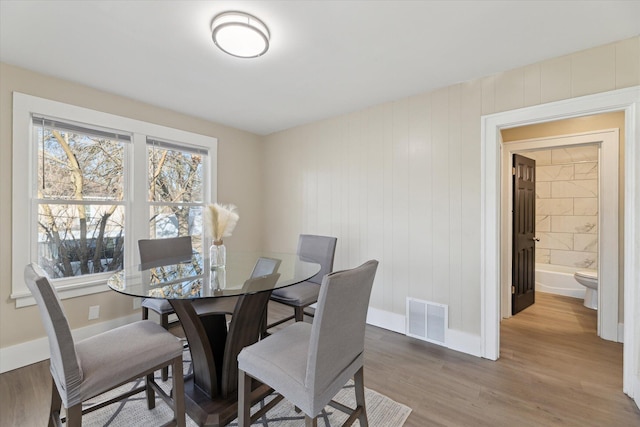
[528,146,599,270]
[262,36,639,336]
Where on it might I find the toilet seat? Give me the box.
[575,270,597,280]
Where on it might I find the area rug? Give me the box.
[68,350,412,426]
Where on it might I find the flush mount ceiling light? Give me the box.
[211,11,270,58]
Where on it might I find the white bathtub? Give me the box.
[535,263,585,299]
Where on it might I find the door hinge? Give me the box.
[511,285,516,294]
[512,167,516,175]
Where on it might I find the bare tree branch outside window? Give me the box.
[147,143,205,255]
[35,122,207,280]
[37,124,125,278]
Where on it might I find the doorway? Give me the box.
[479,86,640,404]
[501,130,619,339]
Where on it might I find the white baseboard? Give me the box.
[366,306,406,334]
[0,313,139,374]
[366,306,483,357]
[3,308,487,373]
[446,329,483,357]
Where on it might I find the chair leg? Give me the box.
[65,404,82,427]
[161,313,170,381]
[48,379,62,427]
[146,373,156,410]
[172,357,186,427]
[160,312,169,330]
[354,366,368,427]
[238,369,252,427]
[161,365,169,381]
[142,306,149,320]
[304,415,318,427]
[294,306,305,322]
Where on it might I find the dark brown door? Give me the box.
[512,154,537,314]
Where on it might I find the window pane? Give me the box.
[150,205,203,253]
[148,144,204,203]
[36,123,125,201]
[38,204,125,278]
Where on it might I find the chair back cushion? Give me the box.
[24,263,83,406]
[305,260,378,397]
[297,234,337,285]
[138,235,193,269]
[221,273,281,396]
[250,257,281,278]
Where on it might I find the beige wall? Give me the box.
[501,111,626,141]
[261,36,639,336]
[2,36,638,353]
[0,63,264,348]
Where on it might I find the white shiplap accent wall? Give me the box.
[262,85,485,335]
[262,37,639,344]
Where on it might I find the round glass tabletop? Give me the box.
[107,251,320,300]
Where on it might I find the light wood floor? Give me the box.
[1,292,638,426]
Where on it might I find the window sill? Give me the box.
[12,277,111,308]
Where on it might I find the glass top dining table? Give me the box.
[107,250,320,427]
[107,251,320,301]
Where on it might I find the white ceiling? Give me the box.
[1,1,639,135]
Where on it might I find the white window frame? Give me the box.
[12,92,217,307]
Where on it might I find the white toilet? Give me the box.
[574,270,598,310]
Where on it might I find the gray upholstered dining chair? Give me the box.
[267,234,337,331]
[192,256,281,317]
[138,235,193,270]
[139,235,192,380]
[24,263,186,427]
[237,260,378,427]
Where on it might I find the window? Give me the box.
[147,138,206,254]
[12,93,217,307]
[34,117,127,279]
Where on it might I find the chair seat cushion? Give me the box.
[270,281,320,307]
[238,322,312,411]
[141,298,174,314]
[74,320,183,403]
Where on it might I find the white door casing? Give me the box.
[481,86,640,403]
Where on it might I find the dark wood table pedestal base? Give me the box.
[171,290,274,426]
[183,378,273,426]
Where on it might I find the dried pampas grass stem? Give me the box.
[206,203,239,243]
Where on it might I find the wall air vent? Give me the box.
[406,298,448,346]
